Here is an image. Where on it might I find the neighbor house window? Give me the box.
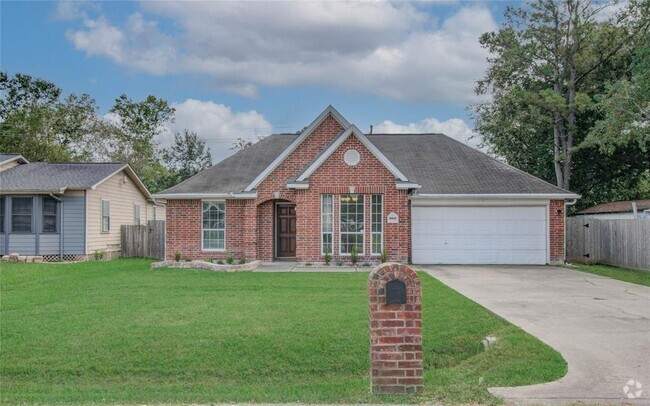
[321,194,333,255]
[339,194,364,255]
[371,195,383,255]
[133,203,141,226]
[11,197,33,232]
[0,197,5,233]
[202,201,225,250]
[42,196,58,233]
[101,199,110,232]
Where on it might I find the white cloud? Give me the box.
[62,2,497,103]
[160,99,273,162]
[374,117,483,149]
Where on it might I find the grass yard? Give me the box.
[571,263,650,287]
[0,259,566,405]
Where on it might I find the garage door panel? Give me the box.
[412,206,547,265]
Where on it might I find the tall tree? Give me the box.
[105,95,175,192]
[163,129,212,187]
[0,72,99,161]
[475,0,649,191]
[230,136,266,152]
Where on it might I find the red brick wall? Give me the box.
[368,263,423,394]
[549,199,565,264]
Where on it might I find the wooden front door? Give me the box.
[276,205,296,258]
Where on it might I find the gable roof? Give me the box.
[578,200,650,214]
[154,133,300,198]
[0,162,153,199]
[293,125,408,185]
[243,105,350,192]
[369,133,576,196]
[0,153,29,165]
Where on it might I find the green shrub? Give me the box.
[217,260,224,265]
[226,252,234,265]
[174,251,181,262]
[336,261,343,267]
[239,259,246,265]
[93,250,105,261]
[380,248,387,263]
[324,246,332,265]
[362,262,371,267]
[305,262,312,266]
[350,245,358,265]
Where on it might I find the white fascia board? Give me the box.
[243,105,351,192]
[411,193,581,200]
[0,155,29,166]
[286,183,310,189]
[396,182,421,190]
[0,187,67,195]
[296,125,409,182]
[151,192,257,200]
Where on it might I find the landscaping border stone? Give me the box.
[151,260,262,272]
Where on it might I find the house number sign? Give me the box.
[387,212,399,224]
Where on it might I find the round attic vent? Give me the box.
[344,149,361,166]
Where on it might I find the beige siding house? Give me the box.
[0,154,164,260]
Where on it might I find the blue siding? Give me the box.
[62,195,85,255]
[0,234,5,255]
[8,234,36,255]
[39,234,61,255]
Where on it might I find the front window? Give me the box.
[371,195,383,255]
[101,199,110,232]
[202,201,225,250]
[339,194,364,255]
[134,203,141,226]
[42,196,58,233]
[11,197,33,232]
[321,194,333,255]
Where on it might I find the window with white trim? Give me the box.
[134,203,141,226]
[371,195,383,255]
[12,197,32,233]
[321,194,333,255]
[101,199,110,233]
[339,194,364,255]
[202,201,225,250]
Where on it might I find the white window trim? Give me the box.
[133,203,141,226]
[321,194,334,255]
[339,194,365,256]
[371,194,383,255]
[101,198,110,233]
[201,200,226,252]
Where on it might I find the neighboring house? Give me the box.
[576,200,650,219]
[155,106,579,265]
[0,155,165,260]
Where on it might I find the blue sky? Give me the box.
[1,1,512,161]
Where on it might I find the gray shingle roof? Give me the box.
[0,162,126,193]
[155,131,574,196]
[159,133,300,195]
[0,154,20,161]
[368,134,571,195]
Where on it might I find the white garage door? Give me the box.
[412,206,547,264]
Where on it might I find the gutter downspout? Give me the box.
[564,198,578,264]
[49,193,63,260]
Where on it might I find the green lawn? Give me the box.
[571,263,650,287]
[0,259,566,404]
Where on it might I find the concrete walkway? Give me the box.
[255,262,372,272]
[420,265,650,405]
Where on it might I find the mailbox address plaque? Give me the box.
[386,279,407,305]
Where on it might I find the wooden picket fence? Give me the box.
[567,217,650,271]
[121,220,166,260]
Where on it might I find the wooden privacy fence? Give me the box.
[567,217,650,271]
[121,220,166,260]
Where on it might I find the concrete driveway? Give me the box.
[420,265,650,405]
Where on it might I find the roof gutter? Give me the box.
[151,192,258,200]
[0,187,67,195]
[410,193,581,200]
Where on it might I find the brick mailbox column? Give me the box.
[368,263,423,394]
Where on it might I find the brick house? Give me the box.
[155,106,579,265]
